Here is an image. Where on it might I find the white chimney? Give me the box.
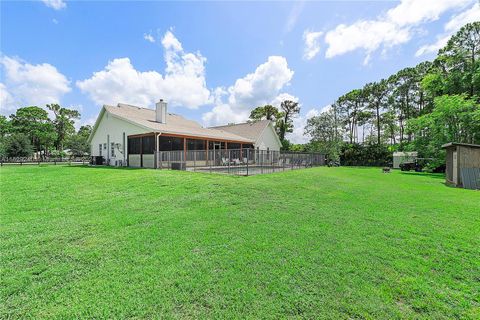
[156,99,167,123]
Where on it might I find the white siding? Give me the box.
[255,123,281,151]
[90,110,148,166]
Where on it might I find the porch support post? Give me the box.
[154,133,159,169]
[206,140,209,165]
[183,137,187,163]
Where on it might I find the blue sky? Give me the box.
[1,0,479,142]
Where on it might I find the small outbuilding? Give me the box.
[393,151,418,169]
[441,142,480,189]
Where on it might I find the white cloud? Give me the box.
[285,1,305,33]
[325,20,411,64]
[444,2,480,32]
[143,33,155,43]
[271,93,298,108]
[74,114,97,131]
[77,30,211,109]
[416,2,480,56]
[0,83,15,115]
[41,0,66,10]
[303,30,323,60]
[287,107,323,144]
[0,55,71,115]
[202,56,294,126]
[227,56,294,109]
[324,0,474,63]
[386,0,471,26]
[162,30,183,51]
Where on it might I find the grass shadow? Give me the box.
[65,165,144,171]
[399,171,445,180]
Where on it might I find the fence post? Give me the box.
[227,150,230,174]
[261,150,264,174]
[272,151,275,173]
[246,149,249,176]
[194,151,196,172]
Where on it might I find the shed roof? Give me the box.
[90,103,254,143]
[441,142,480,149]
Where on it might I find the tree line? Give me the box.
[248,100,301,150]
[303,22,480,168]
[0,105,91,158]
[2,23,478,164]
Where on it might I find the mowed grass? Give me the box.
[1,165,479,319]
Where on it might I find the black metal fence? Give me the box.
[156,149,325,176]
[0,157,91,166]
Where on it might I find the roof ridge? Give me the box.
[116,103,181,116]
[210,119,270,128]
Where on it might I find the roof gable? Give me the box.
[211,120,270,141]
[211,120,282,146]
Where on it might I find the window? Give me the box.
[228,143,241,150]
[208,141,226,150]
[159,136,184,151]
[187,139,205,151]
[99,144,102,156]
[128,137,141,154]
[142,136,155,154]
[103,143,107,150]
[111,142,115,157]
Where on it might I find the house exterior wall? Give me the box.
[254,124,281,151]
[90,111,148,166]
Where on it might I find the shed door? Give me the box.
[452,151,458,184]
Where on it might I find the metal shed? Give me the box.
[393,152,418,169]
[441,142,480,189]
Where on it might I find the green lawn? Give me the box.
[1,165,479,319]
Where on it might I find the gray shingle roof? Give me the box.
[210,120,272,143]
[103,103,254,143]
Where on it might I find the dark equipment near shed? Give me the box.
[171,162,186,170]
[400,160,422,172]
[399,157,438,172]
[91,156,105,165]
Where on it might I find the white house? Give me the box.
[88,100,282,168]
